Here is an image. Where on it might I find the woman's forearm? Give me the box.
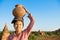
[26,14,34,36]
[23,7,34,36]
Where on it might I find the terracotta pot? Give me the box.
[13,5,26,18]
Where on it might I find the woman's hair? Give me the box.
[11,17,24,26]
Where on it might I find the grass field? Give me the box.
[0,29,60,40]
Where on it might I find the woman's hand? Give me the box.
[28,13,32,19]
[23,6,34,21]
[23,6,30,15]
[28,13,34,22]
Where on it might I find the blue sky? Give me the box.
[0,0,60,31]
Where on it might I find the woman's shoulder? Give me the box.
[22,30,28,36]
[8,33,14,39]
[7,34,13,40]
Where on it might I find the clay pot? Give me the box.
[13,4,26,18]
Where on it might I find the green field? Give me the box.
[0,29,60,40]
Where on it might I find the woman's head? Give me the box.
[14,21,23,32]
[11,18,24,32]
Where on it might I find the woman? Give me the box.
[7,5,34,40]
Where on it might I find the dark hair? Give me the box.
[11,17,24,26]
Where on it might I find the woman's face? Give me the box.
[14,21,23,32]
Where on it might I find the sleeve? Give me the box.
[7,35,11,40]
[7,36,10,40]
[24,14,34,37]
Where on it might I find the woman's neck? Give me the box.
[15,31,21,36]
